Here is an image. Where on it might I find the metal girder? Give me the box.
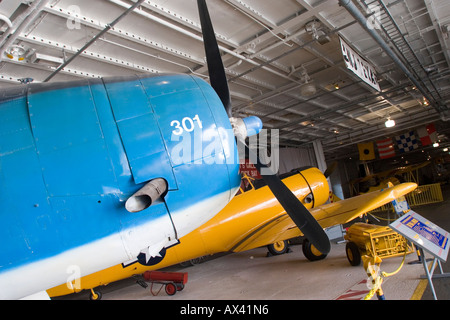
[19,34,162,74]
[43,3,202,64]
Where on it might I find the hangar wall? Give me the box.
[277,146,316,175]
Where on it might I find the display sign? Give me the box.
[340,37,381,91]
[390,211,449,262]
[239,159,262,179]
[392,195,410,216]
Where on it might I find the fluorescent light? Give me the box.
[433,142,439,147]
[385,118,395,128]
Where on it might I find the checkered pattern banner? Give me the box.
[395,131,419,153]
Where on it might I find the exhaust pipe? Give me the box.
[125,178,168,213]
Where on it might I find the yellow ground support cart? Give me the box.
[344,222,414,266]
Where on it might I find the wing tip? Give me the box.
[393,182,418,194]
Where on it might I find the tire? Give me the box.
[346,241,361,266]
[165,283,177,296]
[89,290,102,300]
[302,238,327,261]
[267,240,289,255]
[176,283,185,291]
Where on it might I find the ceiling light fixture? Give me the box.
[6,45,27,61]
[298,65,316,97]
[305,20,330,45]
[300,83,317,96]
[385,118,395,128]
[433,142,439,148]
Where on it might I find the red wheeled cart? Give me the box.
[142,271,188,296]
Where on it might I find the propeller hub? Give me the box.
[230,116,262,140]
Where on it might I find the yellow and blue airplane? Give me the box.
[0,0,329,299]
[47,167,417,299]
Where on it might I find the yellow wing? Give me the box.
[230,182,417,252]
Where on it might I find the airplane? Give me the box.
[47,167,417,299]
[350,162,431,195]
[0,0,330,299]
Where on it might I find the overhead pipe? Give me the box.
[339,0,447,116]
[0,13,12,28]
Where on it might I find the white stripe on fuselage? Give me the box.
[0,188,237,299]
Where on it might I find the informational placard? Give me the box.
[390,211,449,262]
[392,195,410,216]
[339,37,381,91]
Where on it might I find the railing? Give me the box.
[369,183,443,214]
[407,183,444,207]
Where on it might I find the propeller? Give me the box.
[197,0,232,118]
[323,161,338,178]
[197,0,330,254]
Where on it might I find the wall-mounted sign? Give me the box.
[239,159,262,179]
[340,37,381,91]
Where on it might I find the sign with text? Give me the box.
[390,211,449,262]
[239,159,262,179]
[392,195,410,216]
[340,37,381,91]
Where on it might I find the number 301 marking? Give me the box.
[171,114,203,135]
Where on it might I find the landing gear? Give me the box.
[267,240,290,256]
[302,238,328,261]
[89,288,102,300]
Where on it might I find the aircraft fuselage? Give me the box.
[0,74,241,299]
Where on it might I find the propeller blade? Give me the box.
[197,0,232,117]
[323,161,338,178]
[197,0,330,254]
[241,141,330,255]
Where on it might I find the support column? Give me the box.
[312,139,327,174]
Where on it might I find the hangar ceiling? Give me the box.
[1,0,449,162]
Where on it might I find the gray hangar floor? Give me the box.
[57,184,450,301]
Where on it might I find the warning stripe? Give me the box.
[335,279,371,300]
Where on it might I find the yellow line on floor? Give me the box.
[410,279,428,300]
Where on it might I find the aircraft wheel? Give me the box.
[165,283,177,296]
[89,289,102,300]
[345,241,361,266]
[267,240,289,255]
[302,238,327,261]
